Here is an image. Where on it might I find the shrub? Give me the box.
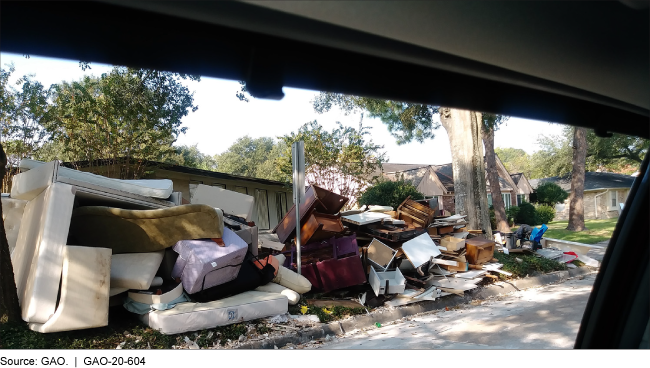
[535,204,556,224]
[516,201,539,225]
[535,182,569,206]
[358,179,424,209]
[506,205,520,226]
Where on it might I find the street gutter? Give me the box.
[236,266,596,349]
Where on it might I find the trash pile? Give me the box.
[267,192,509,310]
[3,159,311,335]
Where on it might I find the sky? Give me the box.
[1,52,565,165]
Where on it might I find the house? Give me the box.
[63,160,293,231]
[381,155,534,213]
[529,172,635,220]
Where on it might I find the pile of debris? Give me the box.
[265,193,510,310]
[3,159,311,335]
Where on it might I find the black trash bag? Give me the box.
[515,224,533,240]
[192,251,276,303]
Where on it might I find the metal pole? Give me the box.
[292,141,305,274]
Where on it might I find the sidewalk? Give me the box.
[587,239,610,262]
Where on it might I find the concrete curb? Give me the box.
[236,266,596,349]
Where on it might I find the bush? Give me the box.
[535,182,569,206]
[506,205,520,226]
[516,202,539,225]
[535,204,556,224]
[358,179,424,209]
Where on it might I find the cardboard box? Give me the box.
[369,267,406,296]
[441,236,466,251]
[465,238,495,265]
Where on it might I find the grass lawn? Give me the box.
[512,218,618,244]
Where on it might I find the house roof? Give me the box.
[63,158,291,187]
[529,172,636,192]
[510,173,523,185]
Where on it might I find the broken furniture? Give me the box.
[284,234,365,292]
[28,246,112,333]
[1,194,27,253]
[10,159,182,329]
[190,184,255,222]
[141,291,289,335]
[68,204,224,254]
[400,233,442,268]
[171,228,248,294]
[397,196,436,228]
[369,267,406,296]
[465,237,496,265]
[273,185,348,244]
[440,236,466,251]
[297,210,345,245]
[367,238,398,271]
[341,211,391,226]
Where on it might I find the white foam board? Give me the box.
[10,160,56,200]
[20,159,173,199]
[29,246,111,333]
[341,211,391,225]
[12,182,76,323]
[141,291,288,335]
[2,196,28,254]
[401,233,441,268]
[111,251,165,290]
[191,184,254,221]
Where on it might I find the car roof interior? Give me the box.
[1,1,648,138]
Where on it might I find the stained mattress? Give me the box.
[141,291,288,335]
[19,159,174,199]
[171,228,248,294]
[1,195,28,254]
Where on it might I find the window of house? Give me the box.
[487,194,492,207]
[517,194,525,205]
[234,186,248,195]
[609,190,618,210]
[189,180,203,200]
[254,189,270,230]
[502,193,511,209]
[211,183,226,189]
[276,192,288,222]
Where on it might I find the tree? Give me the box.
[495,147,532,178]
[43,67,199,179]
[358,178,424,209]
[567,127,588,231]
[164,144,217,171]
[0,142,21,322]
[313,93,492,236]
[0,66,50,192]
[277,121,386,207]
[482,113,510,233]
[535,182,569,206]
[215,136,285,181]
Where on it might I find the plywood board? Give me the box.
[454,269,488,279]
[400,233,441,268]
[430,278,479,291]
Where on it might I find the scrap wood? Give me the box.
[484,274,499,280]
[431,258,459,267]
[438,287,465,297]
[404,276,427,287]
[430,278,479,291]
[453,269,487,279]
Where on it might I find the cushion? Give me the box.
[273,266,312,294]
[68,204,224,253]
[255,282,300,305]
[110,251,164,290]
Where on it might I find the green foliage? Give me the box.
[535,204,556,224]
[534,181,569,205]
[506,205,520,226]
[516,202,539,225]
[495,147,532,178]
[164,144,217,171]
[43,67,199,179]
[494,252,567,278]
[278,121,386,206]
[358,179,424,209]
[215,136,285,181]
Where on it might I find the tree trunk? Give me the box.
[0,143,22,322]
[483,126,510,232]
[567,127,587,231]
[440,108,493,239]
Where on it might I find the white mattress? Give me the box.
[11,182,76,323]
[191,184,254,221]
[29,246,111,333]
[141,291,288,335]
[111,251,165,290]
[19,159,173,199]
[1,196,28,254]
